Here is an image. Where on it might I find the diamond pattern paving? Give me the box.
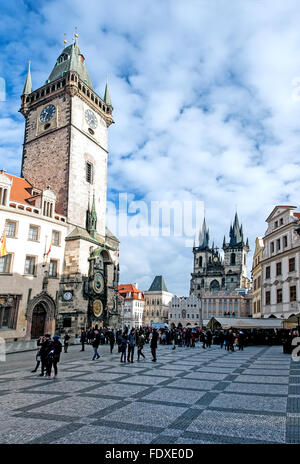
[0,344,298,443]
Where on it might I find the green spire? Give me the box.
[23,61,32,95]
[104,82,112,107]
[47,40,93,89]
[87,193,97,239]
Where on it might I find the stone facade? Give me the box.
[261,205,300,319]
[251,237,264,318]
[168,295,202,328]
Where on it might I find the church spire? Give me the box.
[104,82,112,107]
[23,61,32,95]
[229,212,243,245]
[87,193,97,239]
[198,218,209,249]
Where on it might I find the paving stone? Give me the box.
[186,410,286,443]
[209,393,287,413]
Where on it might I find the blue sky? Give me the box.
[1,0,300,295]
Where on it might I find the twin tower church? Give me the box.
[190,214,250,296]
[0,38,250,341]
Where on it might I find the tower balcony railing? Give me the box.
[21,71,113,120]
[2,200,66,223]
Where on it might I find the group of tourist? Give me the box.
[32,325,250,378]
[31,334,62,379]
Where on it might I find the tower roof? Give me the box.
[229,212,244,245]
[148,275,168,292]
[198,218,210,249]
[104,82,112,107]
[23,62,32,95]
[47,40,93,89]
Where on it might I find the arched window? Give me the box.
[231,253,236,265]
[199,256,203,267]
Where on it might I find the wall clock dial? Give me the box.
[63,291,72,301]
[40,104,56,122]
[85,109,98,129]
[93,273,104,294]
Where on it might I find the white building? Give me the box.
[118,284,144,329]
[261,205,300,318]
[168,294,202,328]
[0,171,67,340]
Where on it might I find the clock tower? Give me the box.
[20,38,113,237]
[19,38,120,332]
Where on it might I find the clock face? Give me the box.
[40,104,56,123]
[93,273,104,294]
[213,257,218,262]
[63,292,72,301]
[85,109,98,129]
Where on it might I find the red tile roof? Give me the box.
[118,284,144,301]
[5,174,34,204]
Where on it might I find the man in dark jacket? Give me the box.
[92,330,101,360]
[46,335,62,379]
[80,329,86,351]
[39,334,52,376]
[127,328,136,363]
[151,328,159,362]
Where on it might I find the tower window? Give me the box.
[230,253,236,265]
[86,162,94,184]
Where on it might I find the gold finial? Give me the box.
[74,26,78,39]
[63,32,67,44]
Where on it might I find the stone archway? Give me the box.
[26,292,56,339]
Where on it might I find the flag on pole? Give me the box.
[0,230,7,257]
[45,239,52,260]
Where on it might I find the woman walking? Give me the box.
[120,332,128,363]
[137,333,145,361]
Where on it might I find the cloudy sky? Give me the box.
[1,0,300,295]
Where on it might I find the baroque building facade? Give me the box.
[251,237,264,318]
[0,38,120,341]
[190,213,250,297]
[261,205,300,319]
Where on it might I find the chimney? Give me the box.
[134,282,138,289]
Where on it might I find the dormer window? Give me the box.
[57,54,68,64]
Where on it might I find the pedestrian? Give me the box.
[80,329,86,351]
[92,329,101,360]
[63,332,70,353]
[151,328,159,362]
[127,328,136,363]
[206,329,212,348]
[38,334,52,376]
[137,332,146,361]
[120,332,128,363]
[109,329,115,354]
[200,331,206,349]
[238,330,245,351]
[45,335,62,379]
[219,330,225,349]
[31,336,43,373]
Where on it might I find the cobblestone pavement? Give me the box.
[0,343,299,444]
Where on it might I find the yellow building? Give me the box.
[251,237,264,318]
